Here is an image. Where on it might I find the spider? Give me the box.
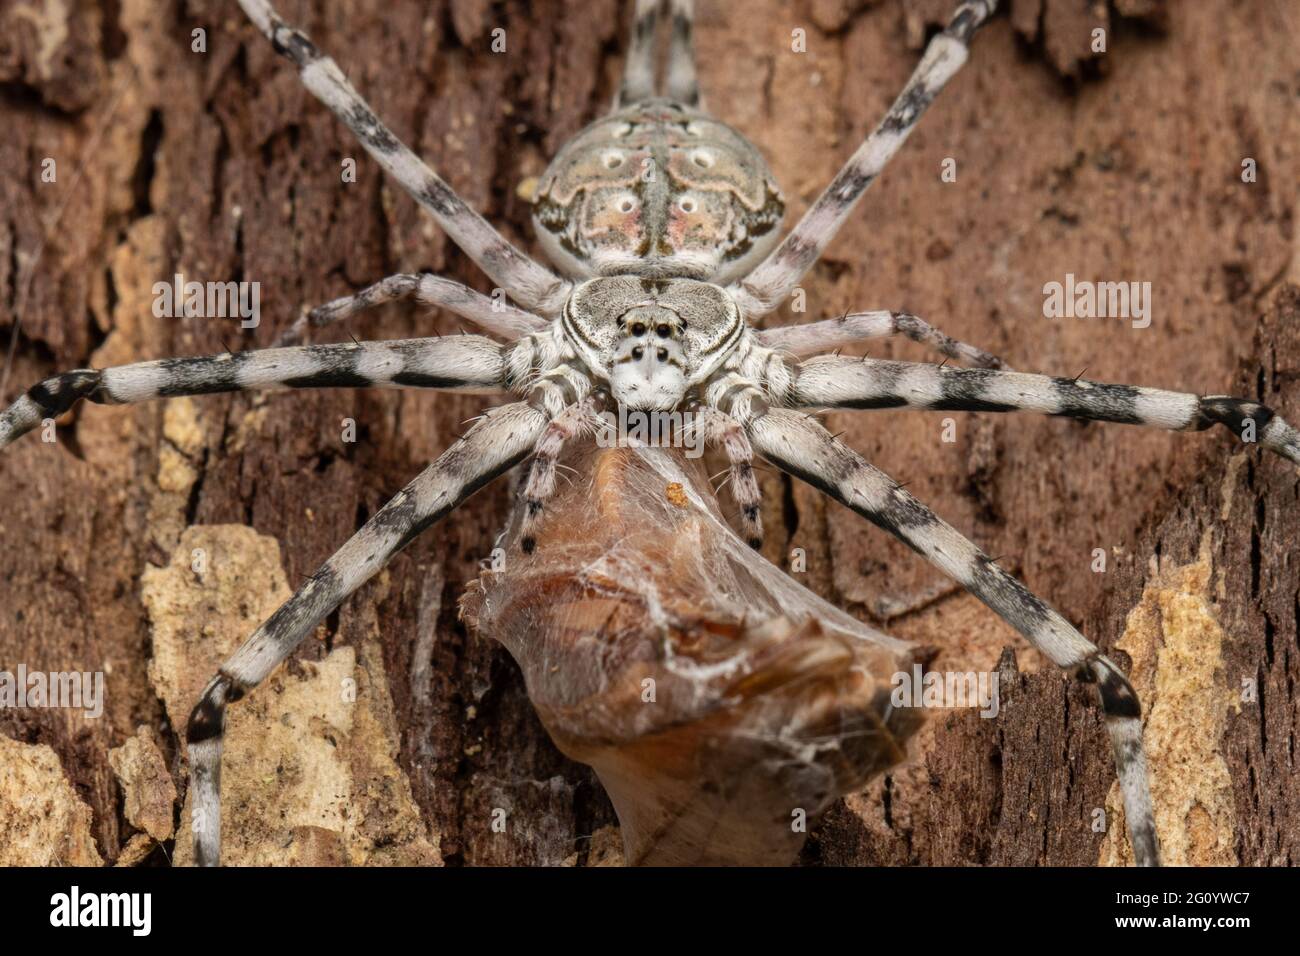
[1,0,1296,867]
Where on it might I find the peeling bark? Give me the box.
[0,0,1295,866]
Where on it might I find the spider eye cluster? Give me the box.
[628,317,678,338]
[563,276,742,411]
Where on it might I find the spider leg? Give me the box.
[0,336,521,450]
[235,0,569,315]
[519,391,609,553]
[722,398,1159,866]
[780,356,1300,465]
[276,273,552,346]
[689,404,762,547]
[665,0,702,108]
[730,0,999,318]
[617,0,661,107]
[617,0,701,109]
[186,399,551,865]
[758,310,1006,368]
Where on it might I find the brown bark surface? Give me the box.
[0,0,1296,865]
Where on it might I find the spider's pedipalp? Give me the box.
[524,363,598,419]
[277,273,551,347]
[0,337,517,451]
[689,405,763,547]
[739,405,1161,866]
[758,310,1007,369]
[186,399,551,865]
[519,391,608,553]
[731,0,999,318]
[235,0,570,315]
[782,356,1300,465]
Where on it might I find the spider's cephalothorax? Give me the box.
[6,0,1299,868]
[563,276,742,409]
[533,99,786,283]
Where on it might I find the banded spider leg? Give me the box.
[782,356,1300,462]
[0,326,605,865]
[739,1,1009,379]
[757,311,1008,369]
[235,0,572,316]
[0,336,509,448]
[617,0,701,108]
[186,398,553,865]
[697,345,1300,867]
[276,273,551,347]
[730,0,1000,319]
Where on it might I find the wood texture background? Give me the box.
[0,0,1296,865]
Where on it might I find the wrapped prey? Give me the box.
[461,443,922,865]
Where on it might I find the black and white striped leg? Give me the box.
[739,405,1159,866]
[757,311,1006,368]
[731,0,999,317]
[665,0,702,108]
[235,0,569,315]
[617,0,661,106]
[689,405,762,547]
[783,356,1300,465]
[0,337,512,450]
[276,273,552,346]
[519,391,608,553]
[186,400,551,865]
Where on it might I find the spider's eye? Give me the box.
[655,324,671,338]
[656,348,669,361]
[602,150,625,169]
[631,321,647,336]
[679,198,697,214]
[617,197,636,213]
[632,346,645,360]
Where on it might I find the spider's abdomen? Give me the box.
[532,99,784,285]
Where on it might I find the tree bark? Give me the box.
[0,0,1295,865]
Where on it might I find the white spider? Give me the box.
[2,0,1297,867]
